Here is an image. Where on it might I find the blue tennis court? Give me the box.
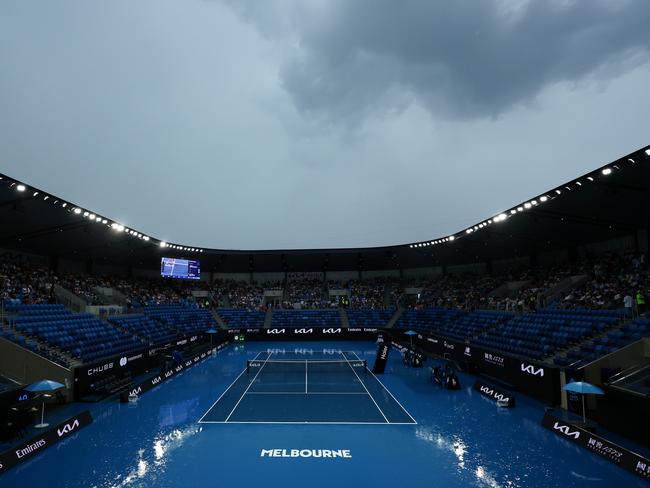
[1,341,646,488]
[199,350,415,424]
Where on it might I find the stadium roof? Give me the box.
[1,145,649,273]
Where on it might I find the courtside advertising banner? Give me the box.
[225,327,379,341]
[120,343,227,402]
[0,410,93,475]
[542,412,650,481]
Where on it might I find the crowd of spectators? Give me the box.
[2,251,648,315]
[212,280,266,309]
[559,252,648,311]
[284,279,328,309]
[0,258,56,305]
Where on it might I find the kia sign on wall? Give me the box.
[0,411,92,474]
[225,327,378,341]
[542,412,650,481]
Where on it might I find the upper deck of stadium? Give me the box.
[1,146,649,273]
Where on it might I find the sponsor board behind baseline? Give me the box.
[542,412,650,481]
[226,327,379,341]
[0,410,93,475]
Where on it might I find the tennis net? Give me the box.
[246,358,367,375]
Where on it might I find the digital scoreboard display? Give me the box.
[160,257,201,280]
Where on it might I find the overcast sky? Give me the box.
[1,0,649,250]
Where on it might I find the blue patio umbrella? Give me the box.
[404,330,417,347]
[206,328,218,345]
[25,379,65,428]
[563,381,604,423]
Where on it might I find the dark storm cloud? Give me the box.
[228,0,650,122]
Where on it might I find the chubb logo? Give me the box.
[267,329,286,334]
[521,363,545,377]
[294,328,313,334]
[323,328,342,334]
[87,362,113,376]
[57,419,80,437]
[119,357,128,367]
[553,422,580,439]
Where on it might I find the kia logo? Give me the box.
[323,328,342,334]
[294,328,313,334]
[553,422,580,439]
[130,387,142,396]
[267,329,286,334]
[521,363,545,377]
[57,419,80,437]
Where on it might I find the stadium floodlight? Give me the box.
[601,168,612,175]
[494,213,507,222]
[33,192,39,196]
[576,181,582,186]
[102,219,107,224]
[16,184,26,192]
[517,206,524,212]
[160,242,167,247]
[449,236,454,241]
[62,203,67,207]
[587,176,594,181]
[524,202,531,209]
[540,196,548,202]
[74,208,82,214]
[83,211,89,217]
[43,195,49,200]
[466,229,473,234]
[555,190,561,195]
[88,214,95,220]
[116,225,124,232]
[645,149,650,156]
[143,236,150,241]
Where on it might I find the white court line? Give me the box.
[197,351,262,423]
[341,352,389,423]
[245,391,368,395]
[200,421,416,425]
[351,351,417,424]
[224,351,272,422]
[305,360,308,394]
